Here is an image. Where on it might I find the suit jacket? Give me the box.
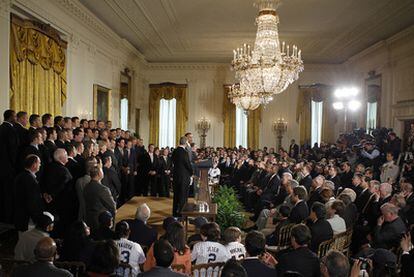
[289,143,299,159]
[14,123,29,148]
[12,261,72,277]
[83,179,116,231]
[307,186,324,208]
[171,147,193,185]
[309,219,333,252]
[340,171,354,188]
[241,258,277,277]
[102,166,122,200]
[401,250,414,277]
[124,147,137,173]
[126,218,158,248]
[114,147,126,172]
[13,170,44,231]
[373,217,407,250]
[277,247,320,277]
[138,266,185,277]
[355,188,372,213]
[327,175,342,192]
[0,121,19,177]
[43,140,57,163]
[260,174,281,203]
[43,161,73,205]
[288,201,309,224]
[19,145,43,175]
[66,157,83,182]
[299,175,312,192]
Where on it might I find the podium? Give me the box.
[195,158,213,203]
[181,158,217,236]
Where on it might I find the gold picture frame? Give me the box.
[93,84,112,122]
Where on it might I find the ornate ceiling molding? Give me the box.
[145,63,229,71]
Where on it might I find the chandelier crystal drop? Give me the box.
[229,0,304,112]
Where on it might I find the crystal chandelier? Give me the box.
[229,0,304,112]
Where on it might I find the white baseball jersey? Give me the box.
[191,241,231,265]
[225,241,246,260]
[115,238,146,276]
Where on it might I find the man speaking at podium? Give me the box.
[171,136,193,217]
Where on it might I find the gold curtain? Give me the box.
[9,15,67,116]
[247,107,261,149]
[297,84,335,145]
[149,83,188,146]
[223,85,236,148]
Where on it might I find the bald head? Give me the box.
[53,148,68,165]
[34,237,57,261]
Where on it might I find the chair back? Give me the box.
[114,262,134,277]
[54,261,86,277]
[277,224,295,248]
[192,262,224,277]
[318,238,335,259]
[0,258,31,276]
[171,263,186,274]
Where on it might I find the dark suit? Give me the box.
[66,157,83,182]
[135,145,148,195]
[340,170,354,188]
[102,166,122,204]
[14,123,29,148]
[11,261,73,277]
[43,161,74,236]
[241,258,277,277]
[125,218,158,248]
[288,201,309,224]
[0,121,19,222]
[171,147,193,216]
[138,266,185,277]
[277,247,320,277]
[289,143,299,159]
[43,140,57,163]
[327,175,342,193]
[123,147,137,201]
[401,250,414,277]
[144,152,160,197]
[307,186,324,208]
[299,175,312,192]
[158,155,172,197]
[83,179,116,231]
[373,217,407,250]
[19,145,43,178]
[13,170,44,231]
[309,219,333,252]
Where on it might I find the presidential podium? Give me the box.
[181,158,217,235]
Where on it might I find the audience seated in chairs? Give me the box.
[114,221,146,276]
[277,224,320,277]
[14,212,54,261]
[91,211,116,241]
[126,204,158,249]
[241,231,277,277]
[12,237,72,277]
[144,221,191,274]
[307,202,333,253]
[138,240,185,277]
[223,227,246,261]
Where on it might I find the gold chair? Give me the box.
[318,238,335,259]
[54,261,86,277]
[192,262,225,277]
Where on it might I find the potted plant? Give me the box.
[213,186,246,232]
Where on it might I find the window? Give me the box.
[366,102,377,134]
[159,98,176,148]
[311,100,323,147]
[120,98,128,130]
[236,107,248,147]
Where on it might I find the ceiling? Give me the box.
[79,0,414,64]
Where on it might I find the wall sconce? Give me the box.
[197,117,211,148]
[273,118,288,150]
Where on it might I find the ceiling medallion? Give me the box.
[229,0,304,112]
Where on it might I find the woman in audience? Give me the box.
[144,221,192,274]
[59,220,96,266]
[326,200,347,235]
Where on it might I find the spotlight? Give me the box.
[334,87,359,98]
[347,100,361,111]
[332,102,344,110]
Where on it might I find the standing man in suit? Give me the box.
[299,165,313,193]
[15,111,30,148]
[41,113,53,128]
[83,166,116,231]
[29,114,41,131]
[289,139,299,160]
[146,144,160,197]
[171,137,193,217]
[159,148,172,197]
[14,155,45,232]
[123,139,137,201]
[43,148,73,237]
[0,109,19,223]
[19,130,44,177]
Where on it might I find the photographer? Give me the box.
[360,141,381,175]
